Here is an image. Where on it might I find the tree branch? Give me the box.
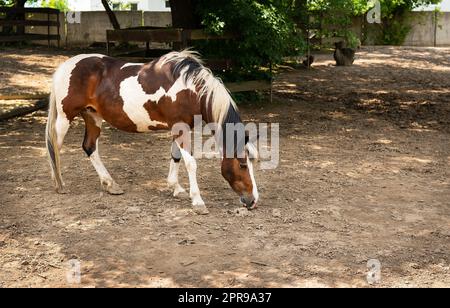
[101,0,120,30]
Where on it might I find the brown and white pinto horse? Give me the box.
[46,50,258,214]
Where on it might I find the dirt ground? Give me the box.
[0,46,449,288]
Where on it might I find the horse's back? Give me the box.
[52,52,204,133]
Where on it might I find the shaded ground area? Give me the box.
[0,46,449,288]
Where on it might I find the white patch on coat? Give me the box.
[119,68,196,132]
[120,63,143,70]
[119,76,169,132]
[166,67,197,100]
[53,54,105,122]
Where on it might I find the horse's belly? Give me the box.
[99,103,169,133]
[120,102,168,132]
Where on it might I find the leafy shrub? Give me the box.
[194,0,306,80]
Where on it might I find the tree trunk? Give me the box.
[294,0,309,27]
[169,0,201,28]
[15,0,27,34]
[2,0,27,35]
[101,0,121,30]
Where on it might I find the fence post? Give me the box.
[434,10,438,47]
[47,11,51,47]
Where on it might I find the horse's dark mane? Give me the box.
[222,103,242,127]
[172,57,203,84]
[222,104,246,157]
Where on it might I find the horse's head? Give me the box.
[221,141,259,210]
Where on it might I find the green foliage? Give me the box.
[0,0,63,8]
[307,0,442,46]
[0,0,20,5]
[307,0,367,48]
[195,0,306,81]
[376,0,441,45]
[40,0,68,11]
[379,17,411,45]
[111,1,132,10]
[344,30,361,48]
[191,0,442,80]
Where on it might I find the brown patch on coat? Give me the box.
[138,61,174,94]
[144,89,201,129]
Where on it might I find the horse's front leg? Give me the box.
[177,144,209,215]
[167,142,186,197]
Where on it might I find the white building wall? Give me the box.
[90,0,105,11]
[138,0,170,12]
[415,0,450,12]
[67,0,170,11]
[67,0,91,11]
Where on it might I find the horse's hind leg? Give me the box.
[81,109,124,195]
[52,115,70,193]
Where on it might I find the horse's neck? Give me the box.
[198,98,242,155]
[220,106,243,156]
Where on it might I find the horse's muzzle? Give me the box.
[240,196,257,210]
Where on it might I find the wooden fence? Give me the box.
[106,27,272,93]
[0,7,60,47]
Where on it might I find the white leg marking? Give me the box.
[89,140,123,195]
[86,114,123,195]
[179,147,205,208]
[167,159,186,197]
[90,142,113,185]
[247,158,259,203]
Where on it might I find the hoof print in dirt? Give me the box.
[192,206,210,215]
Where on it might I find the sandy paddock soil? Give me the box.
[0,46,449,288]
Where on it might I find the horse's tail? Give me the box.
[45,82,64,191]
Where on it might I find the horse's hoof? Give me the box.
[173,186,187,197]
[56,187,68,194]
[193,205,209,215]
[105,182,124,195]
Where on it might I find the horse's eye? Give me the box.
[239,163,248,169]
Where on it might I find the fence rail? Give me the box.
[0,7,59,14]
[106,27,271,93]
[0,6,60,47]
